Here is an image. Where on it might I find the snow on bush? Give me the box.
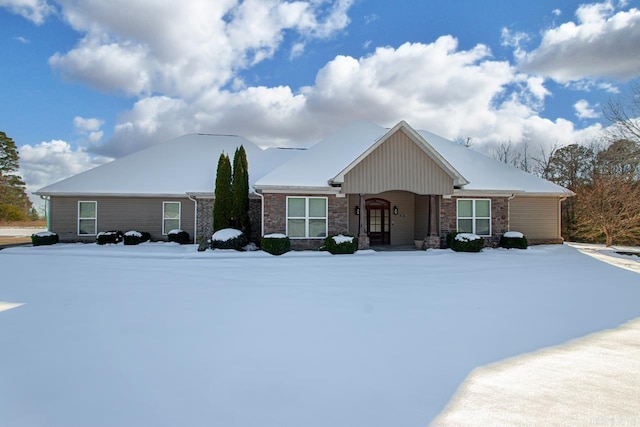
[321,234,357,254]
[499,231,528,250]
[97,230,124,245]
[123,230,151,246]
[261,234,291,256]
[167,230,190,245]
[31,231,58,246]
[211,228,247,251]
[503,231,524,239]
[455,233,482,242]
[263,233,287,239]
[446,232,484,253]
[212,228,243,242]
[332,234,354,244]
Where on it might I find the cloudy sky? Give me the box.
[1,0,639,203]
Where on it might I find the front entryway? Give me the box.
[366,198,390,245]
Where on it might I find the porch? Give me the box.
[346,191,442,250]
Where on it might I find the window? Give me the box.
[287,197,327,238]
[78,201,97,235]
[163,202,181,235]
[457,199,491,236]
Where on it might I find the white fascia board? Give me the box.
[35,192,190,198]
[254,185,339,195]
[453,189,524,197]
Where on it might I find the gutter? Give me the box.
[39,195,50,230]
[254,188,265,239]
[187,193,198,245]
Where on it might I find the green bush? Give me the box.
[446,231,485,252]
[123,230,151,245]
[321,234,357,254]
[168,229,190,244]
[210,228,247,250]
[499,232,528,249]
[261,234,291,255]
[31,231,58,246]
[97,230,124,245]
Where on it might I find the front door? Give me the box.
[366,198,390,245]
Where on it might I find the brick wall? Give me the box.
[263,193,348,250]
[440,196,509,247]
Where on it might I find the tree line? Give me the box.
[488,82,640,246]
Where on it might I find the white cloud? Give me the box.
[521,1,640,82]
[90,36,600,161]
[73,116,103,132]
[290,42,305,60]
[0,0,54,24]
[574,99,601,119]
[552,9,562,17]
[13,35,30,43]
[47,0,353,98]
[18,139,112,202]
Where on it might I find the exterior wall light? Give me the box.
[355,206,360,215]
[393,206,399,215]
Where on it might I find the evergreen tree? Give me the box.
[213,153,232,232]
[231,145,250,235]
[0,131,32,221]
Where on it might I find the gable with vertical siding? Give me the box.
[342,129,454,195]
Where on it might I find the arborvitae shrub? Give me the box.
[31,231,58,246]
[168,229,190,244]
[97,230,124,245]
[211,229,248,250]
[447,231,485,252]
[261,234,291,255]
[499,232,528,249]
[123,230,151,245]
[321,234,357,254]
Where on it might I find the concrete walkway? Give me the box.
[433,244,640,427]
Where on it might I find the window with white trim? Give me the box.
[163,202,181,235]
[287,197,327,238]
[457,199,491,236]
[78,201,97,235]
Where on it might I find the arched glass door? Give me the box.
[366,198,390,245]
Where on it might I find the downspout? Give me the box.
[187,194,198,245]
[559,196,569,241]
[39,195,50,230]
[507,193,516,231]
[254,188,264,239]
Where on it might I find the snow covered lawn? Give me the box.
[0,243,639,426]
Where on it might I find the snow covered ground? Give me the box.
[0,243,638,426]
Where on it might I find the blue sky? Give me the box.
[1,0,639,200]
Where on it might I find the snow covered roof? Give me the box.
[36,121,572,198]
[255,121,573,196]
[36,134,303,197]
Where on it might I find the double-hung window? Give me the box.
[163,202,181,235]
[287,197,327,238]
[78,201,97,235]
[457,199,491,236]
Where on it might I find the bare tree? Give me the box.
[603,80,640,143]
[492,140,521,167]
[532,144,558,179]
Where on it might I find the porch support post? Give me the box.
[425,195,440,249]
[357,194,369,249]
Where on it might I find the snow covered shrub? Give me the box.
[168,229,190,244]
[210,228,247,250]
[97,230,124,245]
[321,234,357,254]
[261,234,290,255]
[31,231,58,246]
[446,231,485,252]
[123,230,151,245]
[499,231,528,249]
